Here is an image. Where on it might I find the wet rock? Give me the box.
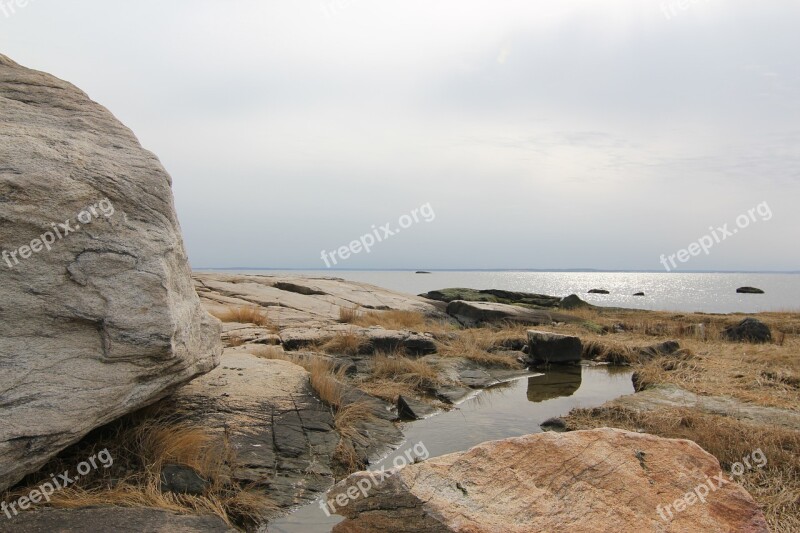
[329,429,768,533]
[0,54,221,492]
[0,507,236,533]
[397,396,438,420]
[446,300,579,327]
[160,464,209,495]
[540,416,567,430]
[737,286,765,294]
[526,330,582,364]
[723,318,772,343]
[434,385,475,404]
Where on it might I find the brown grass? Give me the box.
[357,352,442,402]
[2,409,272,528]
[210,305,274,329]
[339,305,362,324]
[352,310,428,330]
[321,331,369,356]
[436,328,525,368]
[565,406,800,532]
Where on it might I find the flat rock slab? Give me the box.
[0,54,221,492]
[446,300,580,327]
[420,288,563,309]
[0,507,236,533]
[329,428,768,532]
[195,273,444,329]
[609,384,800,431]
[170,351,339,512]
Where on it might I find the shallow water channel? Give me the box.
[267,365,634,533]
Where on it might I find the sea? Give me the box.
[198,270,799,314]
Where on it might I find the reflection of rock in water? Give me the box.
[527,366,583,403]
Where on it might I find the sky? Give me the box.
[1,0,798,271]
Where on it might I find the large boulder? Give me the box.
[526,330,582,363]
[329,428,769,532]
[723,318,772,343]
[0,55,221,491]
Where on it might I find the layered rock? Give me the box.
[445,300,579,327]
[329,428,768,532]
[0,55,221,491]
[526,330,582,363]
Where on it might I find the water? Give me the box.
[200,270,799,314]
[267,366,634,533]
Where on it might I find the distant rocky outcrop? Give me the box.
[329,428,768,532]
[737,286,765,294]
[588,288,610,294]
[445,300,580,327]
[723,318,772,344]
[420,288,563,308]
[0,55,221,491]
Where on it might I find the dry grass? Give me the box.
[357,351,442,402]
[2,409,272,529]
[565,406,800,532]
[436,328,525,369]
[209,305,274,329]
[226,334,246,347]
[352,310,428,330]
[339,305,362,324]
[321,331,369,356]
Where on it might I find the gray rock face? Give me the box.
[0,55,221,492]
[526,330,583,363]
[723,318,772,343]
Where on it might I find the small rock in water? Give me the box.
[737,286,765,294]
[633,292,645,296]
[588,289,610,294]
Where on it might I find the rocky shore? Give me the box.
[2,54,796,532]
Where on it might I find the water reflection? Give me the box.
[526,366,582,403]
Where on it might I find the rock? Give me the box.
[723,318,772,344]
[605,384,800,431]
[588,288,610,294]
[160,464,209,495]
[737,286,765,294]
[419,288,563,309]
[633,292,645,296]
[329,428,768,532]
[559,294,588,309]
[539,416,567,430]
[636,340,682,361]
[0,55,221,492]
[415,271,432,274]
[526,330,582,364]
[445,300,580,327]
[279,325,437,355]
[397,395,438,420]
[169,351,340,512]
[0,507,236,533]
[196,273,444,330]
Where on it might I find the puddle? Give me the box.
[267,365,634,533]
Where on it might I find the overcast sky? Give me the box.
[2,1,798,270]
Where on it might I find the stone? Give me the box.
[419,288,563,309]
[397,395,438,420]
[0,55,221,492]
[160,464,209,495]
[723,318,772,343]
[539,416,567,430]
[526,330,582,363]
[588,288,610,294]
[279,325,437,355]
[737,286,765,294]
[445,300,580,327]
[329,428,768,532]
[636,340,682,361]
[633,292,645,296]
[0,507,236,533]
[559,294,588,309]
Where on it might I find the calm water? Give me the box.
[202,270,800,314]
[267,366,634,533]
